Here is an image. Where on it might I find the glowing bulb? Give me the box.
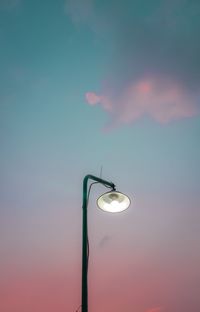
[97,191,130,213]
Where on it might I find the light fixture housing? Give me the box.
[97,191,130,213]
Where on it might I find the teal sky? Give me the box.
[1,1,200,312]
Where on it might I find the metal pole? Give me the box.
[82,175,115,312]
[82,176,88,312]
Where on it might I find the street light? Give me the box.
[82,174,130,312]
[97,191,130,213]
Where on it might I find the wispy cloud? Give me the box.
[67,0,200,127]
[86,75,198,127]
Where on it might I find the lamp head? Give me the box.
[97,190,130,213]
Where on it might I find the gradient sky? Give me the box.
[1,1,200,311]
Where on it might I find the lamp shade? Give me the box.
[97,191,130,213]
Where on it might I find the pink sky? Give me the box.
[1,0,200,311]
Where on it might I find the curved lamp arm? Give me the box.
[83,174,115,207]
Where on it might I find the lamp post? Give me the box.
[82,174,130,312]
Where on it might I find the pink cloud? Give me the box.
[68,1,200,128]
[85,92,100,105]
[85,76,199,126]
[86,91,113,111]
